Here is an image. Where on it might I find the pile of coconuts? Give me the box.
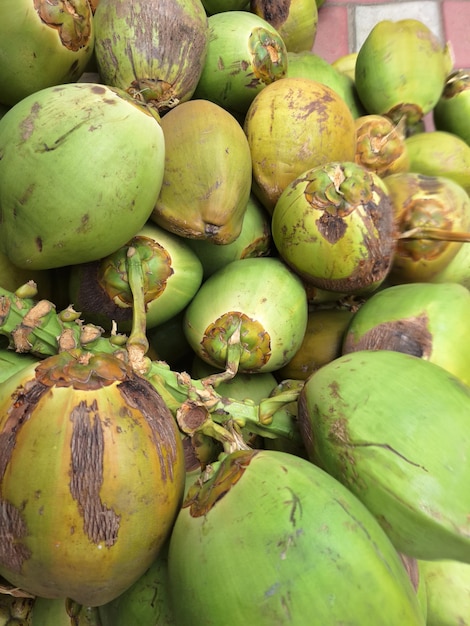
[0,0,470,624]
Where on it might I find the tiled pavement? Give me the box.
[313,0,470,70]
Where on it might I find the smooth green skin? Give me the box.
[405,130,470,194]
[342,282,470,387]
[183,257,308,373]
[355,19,451,123]
[0,0,94,107]
[67,222,204,332]
[98,543,176,626]
[287,50,366,118]
[193,11,288,114]
[244,77,357,213]
[299,350,470,562]
[186,193,271,278]
[32,598,101,625]
[93,0,208,112]
[168,449,425,625]
[419,559,470,625]
[433,70,470,146]
[152,99,253,244]
[0,83,165,270]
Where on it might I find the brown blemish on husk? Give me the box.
[118,374,180,482]
[316,212,347,244]
[69,399,121,547]
[343,314,433,358]
[183,449,257,517]
[250,0,290,29]
[0,379,50,571]
[309,190,396,293]
[34,0,93,51]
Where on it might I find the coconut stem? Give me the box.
[125,245,151,375]
[200,319,243,388]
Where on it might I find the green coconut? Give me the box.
[271,161,396,294]
[152,99,252,244]
[0,83,165,271]
[342,281,470,387]
[244,77,357,213]
[93,0,209,115]
[298,349,470,562]
[168,449,425,625]
[419,559,470,625]
[0,0,94,107]
[67,222,204,333]
[183,257,308,374]
[433,69,470,146]
[193,11,288,115]
[355,19,453,125]
[384,172,470,284]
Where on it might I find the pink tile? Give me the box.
[442,1,470,68]
[312,6,350,63]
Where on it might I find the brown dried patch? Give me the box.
[316,212,347,244]
[118,374,180,482]
[343,314,432,358]
[0,379,49,572]
[250,0,291,29]
[69,400,120,547]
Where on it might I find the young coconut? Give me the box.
[419,559,470,625]
[354,114,410,177]
[93,0,209,115]
[354,19,453,126]
[168,449,426,625]
[0,0,95,107]
[250,0,318,53]
[0,83,166,271]
[298,349,470,562]
[271,161,396,295]
[0,348,186,607]
[67,222,204,333]
[151,100,253,244]
[193,11,288,115]
[342,281,470,387]
[244,77,357,213]
[183,257,308,376]
[404,130,470,195]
